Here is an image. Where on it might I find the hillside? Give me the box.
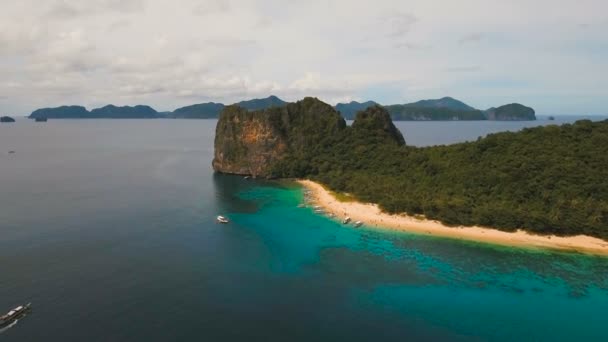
[485,103,536,120]
[29,105,158,119]
[385,105,486,120]
[89,105,158,118]
[213,97,608,239]
[404,96,475,111]
[30,106,89,119]
[234,95,288,111]
[171,102,225,119]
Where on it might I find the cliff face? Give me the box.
[212,97,346,177]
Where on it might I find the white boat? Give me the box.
[342,217,351,224]
[216,215,229,224]
[354,221,363,227]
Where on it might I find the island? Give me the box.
[27,95,537,121]
[213,97,608,254]
[170,102,225,119]
[334,101,379,120]
[170,95,288,119]
[29,105,158,119]
[335,97,536,121]
[0,116,15,123]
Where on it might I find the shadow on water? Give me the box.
[212,173,301,215]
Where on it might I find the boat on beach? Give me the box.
[354,221,363,227]
[0,303,32,328]
[342,217,351,224]
[216,215,230,224]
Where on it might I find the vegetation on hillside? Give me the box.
[385,105,487,121]
[266,106,607,239]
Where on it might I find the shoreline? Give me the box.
[298,179,608,256]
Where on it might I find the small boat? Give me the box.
[8,151,15,154]
[216,215,229,224]
[0,303,32,328]
[297,204,305,208]
[354,221,363,227]
[313,205,321,209]
[244,176,251,180]
[342,217,351,224]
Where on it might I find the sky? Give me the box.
[0,0,607,115]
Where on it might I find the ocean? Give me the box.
[1,117,607,341]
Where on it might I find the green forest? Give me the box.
[269,107,608,239]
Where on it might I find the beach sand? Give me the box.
[298,179,608,256]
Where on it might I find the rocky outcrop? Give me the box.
[212,97,346,177]
[212,98,410,178]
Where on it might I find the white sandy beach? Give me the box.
[298,179,608,256]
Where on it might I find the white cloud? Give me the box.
[0,0,607,115]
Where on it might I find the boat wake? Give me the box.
[0,319,18,335]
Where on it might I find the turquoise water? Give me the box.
[230,182,608,341]
[1,119,607,341]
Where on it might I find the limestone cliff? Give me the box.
[212,97,346,178]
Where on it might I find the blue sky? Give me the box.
[0,0,607,115]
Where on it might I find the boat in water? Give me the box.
[0,303,32,329]
[216,215,230,224]
[342,217,351,224]
[354,221,363,227]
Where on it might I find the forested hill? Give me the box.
[335,97,536,121]
[213,97,607,239]
[29,105,158,119]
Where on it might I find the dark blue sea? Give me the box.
[1,117,607,341]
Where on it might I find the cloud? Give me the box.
[0,0,607,115]
[458,33,484,45]
[192,0,231,16]
[383,12,418,38]
[46,0,146,19]
[444,66,482,73]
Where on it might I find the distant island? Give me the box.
[1,116,15,123]
[212,97,608,244]
[28,95,536,121]
[336,97,536,121]
[29,105,158,119]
